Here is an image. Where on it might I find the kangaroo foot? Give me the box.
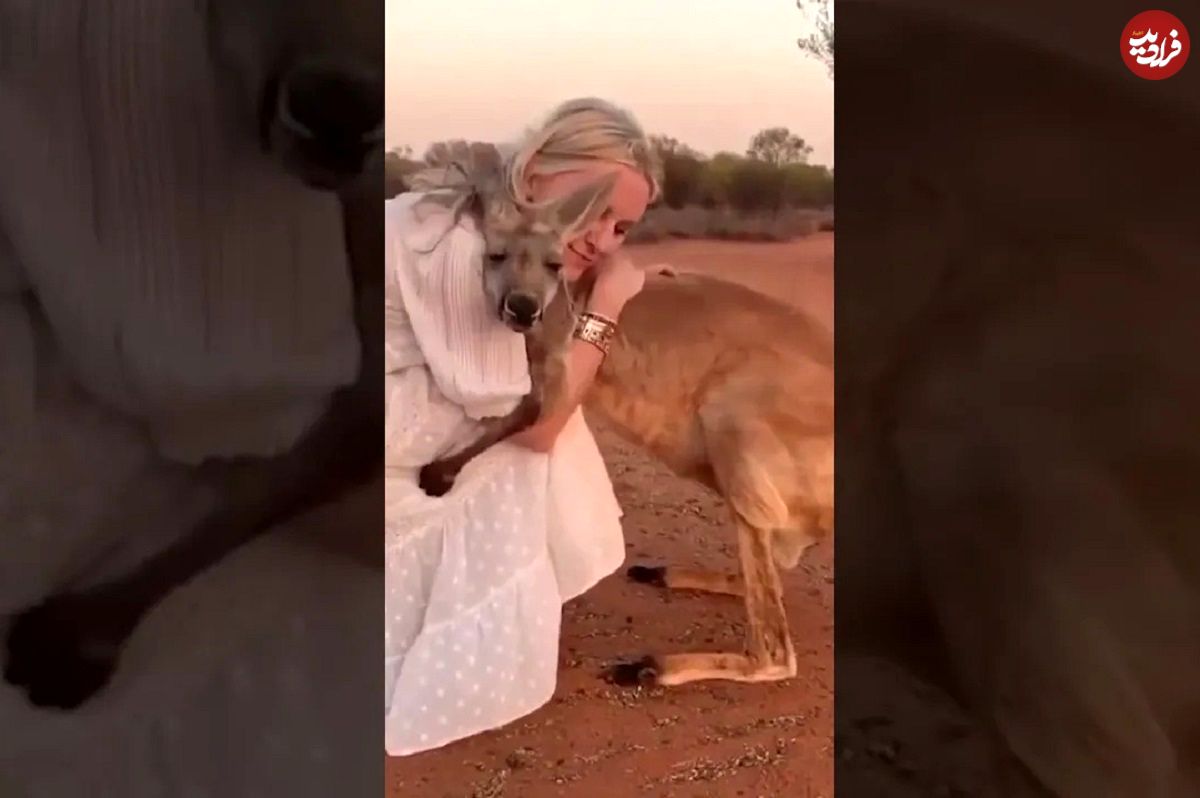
[626,564,743,597]
[418,460,459,497]
[607,651,795,688]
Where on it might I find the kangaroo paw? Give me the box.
[418,460,458,497]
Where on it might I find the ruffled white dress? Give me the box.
[384,192,626,756]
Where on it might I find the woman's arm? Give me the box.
[508,259,642,453]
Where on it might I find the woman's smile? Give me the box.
[567,242,595,266]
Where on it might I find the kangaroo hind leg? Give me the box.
[609,409,797,687]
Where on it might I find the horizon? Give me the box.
[385,0,834,168]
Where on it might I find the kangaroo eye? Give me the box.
[546,261,563,273]
[487,253,506,264]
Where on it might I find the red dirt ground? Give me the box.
[388,235,835,798]
[633,235,834,334]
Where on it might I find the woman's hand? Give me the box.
[586,254,645,318]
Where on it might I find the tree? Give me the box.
[781,162,834,208]
[384,147,420,199]
[696,152,740,208]
[729,157,786,213]
[747,127,813,166]
[649,134,702,161]
[651,134,706,208]
[661,153,706,209]
[797,0,833,78]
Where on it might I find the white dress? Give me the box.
[384,192,626,756]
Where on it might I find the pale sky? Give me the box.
[385,0,833,166]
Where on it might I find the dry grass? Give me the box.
[627,205,833,244]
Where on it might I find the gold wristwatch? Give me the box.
[573,311,618,355]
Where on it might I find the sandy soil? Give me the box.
[632,235,834,334]
[388,236,834,798]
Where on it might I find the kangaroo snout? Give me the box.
[501,292,542,331]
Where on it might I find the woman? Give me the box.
[385,98,662,755]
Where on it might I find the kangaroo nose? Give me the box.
[278,60,383,155]
[503,293,541,328]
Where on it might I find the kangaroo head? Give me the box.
[477,172,617,333]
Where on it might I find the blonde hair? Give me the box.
[404,99,661,247]
[503,97,663,210]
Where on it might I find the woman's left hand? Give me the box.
[587,254,645,318]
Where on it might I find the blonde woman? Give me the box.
[385,98,662,755]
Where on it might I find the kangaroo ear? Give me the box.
[541,171,619,235]
[482,194,520,232]
[465,188,485,221]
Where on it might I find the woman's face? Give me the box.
[526,162,651,280]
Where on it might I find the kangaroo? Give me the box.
[413,166,622,498]
[417,174,833,689]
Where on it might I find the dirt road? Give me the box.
[388,236,834,798]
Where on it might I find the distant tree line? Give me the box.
[385,126,833,212]
[652,128,832,213]
[384,145,417,198]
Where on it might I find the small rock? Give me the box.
[504,747,536,770]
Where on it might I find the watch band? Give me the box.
[573,312,617,355]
